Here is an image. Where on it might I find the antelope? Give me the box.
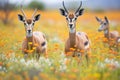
[96,16,120,51]
[59,1,91,64]
[18,7,47,60]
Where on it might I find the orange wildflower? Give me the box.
[24,49,28,53]
[80,50,84,53]
[103,37,108,42]
[32,47,36,50]
[71,68,79,73]
[34,43,39,47]
[54,43,59,47]
[70,48,75,51]
[68,74,77,80]
[28,50,34,53]
[66,52,73,56]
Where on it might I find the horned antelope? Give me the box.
[18,7,47,60]
[96,16,120,51]
[59,1,91,64]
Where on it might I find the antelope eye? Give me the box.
[66,18,68,20]
[24,23,26,25]
[74,18,77,20]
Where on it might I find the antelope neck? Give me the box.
[27,36,33,42]
[104,27,110,39]
[69,29,76,48]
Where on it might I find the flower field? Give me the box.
[0,10,120,80]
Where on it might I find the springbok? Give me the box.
[96,16,120,51]
[18,7,47,60]
[59,1,91,64]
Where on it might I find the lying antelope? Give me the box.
[59,1,91,64]
[96,16,120,51]
[18,7,47,60]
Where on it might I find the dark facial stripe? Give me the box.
[70,19,72,22]
[24,22,26,25]
[33,23,34,26]
[23,20,25,22]
[33,20,35,22]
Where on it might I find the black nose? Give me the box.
[28,30,31,33]
[70,24,73,28]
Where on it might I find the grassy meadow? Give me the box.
[0,10,120,80]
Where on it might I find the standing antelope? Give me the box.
[96,16,120,51]
[18,7,47,60]
[59,1,91,64]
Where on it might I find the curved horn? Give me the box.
[20,5,26,19]
[62,1,68,13]
[75,1,82,14]
[32,8,38,19]
[104,16,109,23]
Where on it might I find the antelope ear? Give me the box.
[75,8,84,17]
[34,14,40,21]
[104,16,109,23]
[18,14,24,22]
[95,16,101,22]
[59,8,67,17]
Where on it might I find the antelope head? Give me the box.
[18,7,40,37]
[96,16,109,32]
[59,1,84,33]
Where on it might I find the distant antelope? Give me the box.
[96,16,120,50]
[18,7,47,60]
[59,1,91,64]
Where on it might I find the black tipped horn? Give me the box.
[75,1,82,14]
[95,16,101,22]
[32,8,38,19]
[20,5,26,20]
[104,16,109,23]
[62,1,68,13]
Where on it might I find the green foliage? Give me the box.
[28,1,45,10]
[93,9,105,13]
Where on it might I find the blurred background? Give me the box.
[0,1,120,79]
[3,0,120,10]
[0,0,120,25]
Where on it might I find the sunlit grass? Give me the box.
[0,10,120,80]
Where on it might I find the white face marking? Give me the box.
[69,28,75,33]
[24,21,34,37]
[66,15,77,33]
[26,32,33,37]
[98,22,108,32]
[104,29,108,34]
[98,25,104,31]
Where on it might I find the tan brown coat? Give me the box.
[22,31,47,54]
[65,32,90,54]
